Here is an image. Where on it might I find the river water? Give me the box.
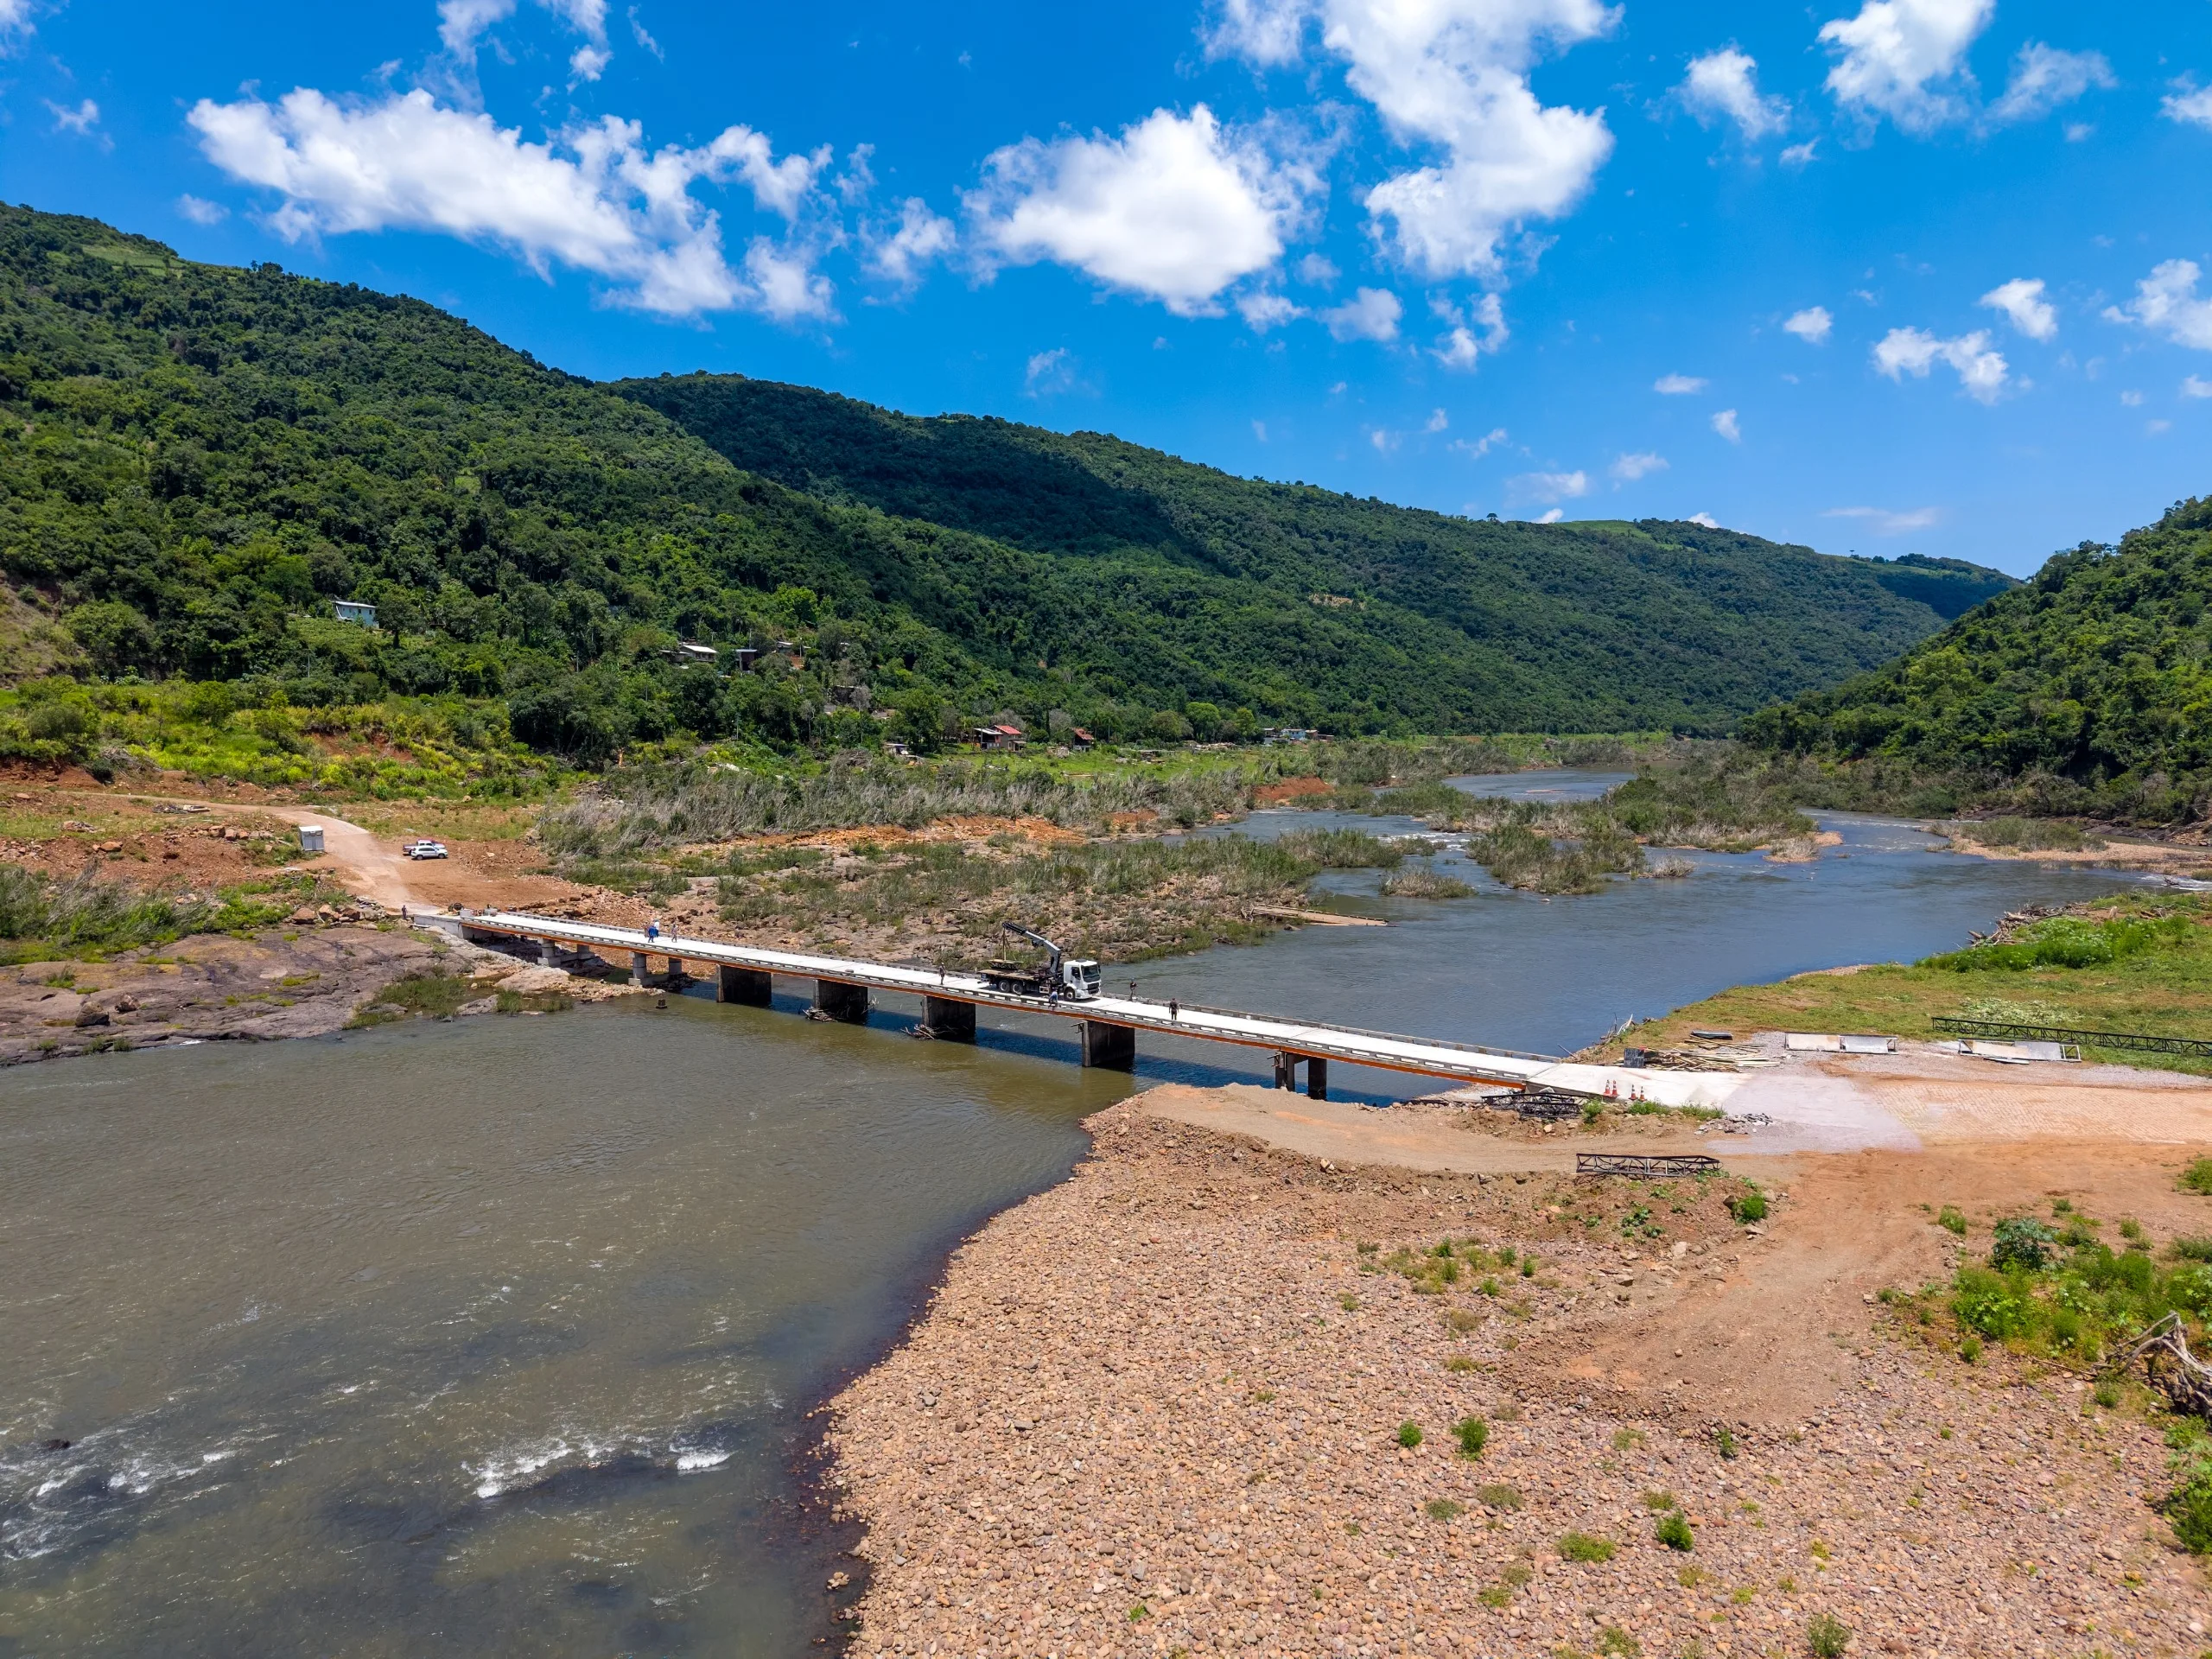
[0,773,2148,1653]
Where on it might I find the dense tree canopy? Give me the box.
[1747,498,2212,818]
[0,205,2003,761]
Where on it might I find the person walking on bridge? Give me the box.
[645,917,661,945]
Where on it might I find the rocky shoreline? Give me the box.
[0,921,625,1066]
[824,1090,2210,1659]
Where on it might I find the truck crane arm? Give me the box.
[1000,921,1065,981]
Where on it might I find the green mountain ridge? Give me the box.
[0,202,2008,762]
[1749,498,2212,819]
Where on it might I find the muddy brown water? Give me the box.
[0,772,2150,1653]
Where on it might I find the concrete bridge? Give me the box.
[449,910,1741,1110]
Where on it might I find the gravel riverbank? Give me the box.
[826,1091,2212,1659]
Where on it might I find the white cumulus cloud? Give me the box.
[1430,290,1504,369]
[1510,468,1589,504]
[2164,83,2212,130]
[2105,260,2212,351]
[1688,511,1720,527]
[2184,376,2212,400]
[1872,326,2008,402]
[1819,0,1992,134]
[1211,0,1615,283]
[967,105,1317,316]
[1024,347,1078,397]
[1237,289,1306,331]
[1319,286,1402,342]
[1680,48,1789,141]
[1610,451,1668,483]
[1711,408,1742,442]
[46,97,99,136]
[1783,306,1834,345]
[0,0,36,43]
[1654,372,1707,394]
[1450,426,1508,459]
[1536,507,1565,523]
[1825,504,1940,534]
[188,87,836,321]
[441,0,607,62]
[1979,276,2055,341]
[176,194,229,226]
[1987,43,2114,125]
[865,197,957,288]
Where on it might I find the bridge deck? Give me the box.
[457,911,1744,1109]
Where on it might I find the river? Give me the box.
[0,774,2148,1653]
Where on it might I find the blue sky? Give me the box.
[6,0,2212,575]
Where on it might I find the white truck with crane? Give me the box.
[980,923,1103,1001]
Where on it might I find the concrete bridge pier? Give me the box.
[1306,1056,1328,1100]
[1273,1050,1299,1090]
[815,979,870,1024]
[1081,1020,1136,1071]
[631,951,649,988]
[664,957,687,988]
[537,937,561,968]
[718,965,773,1006]
[923,996,977,1041]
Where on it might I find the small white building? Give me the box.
[334,600,378,626]
[297,825,326,854]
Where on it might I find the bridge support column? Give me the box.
[631,951,649,988]
[923,996,977,1041]
[1306,1056,1328,1101]
[664,956,685,987]
[1274,1050,1299,1090]
[1081,1020,1136,1071]
[537,937,561,968]
[815,979,869,1024]
[718,965,773,1006]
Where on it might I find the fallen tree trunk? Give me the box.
[2111,1313,2212,1418]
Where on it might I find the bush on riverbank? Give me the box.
[1937,817,2107,852]
[0,863,338,964]
[1922,912,2193,972]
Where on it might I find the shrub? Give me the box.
[1453,1415,1490,1458]
[1960,1335,1983,1363]
[1477,1484,1522,1510]
[1922,912,2189,972]
[1730,1185,1769,1224]
[1396,1421,1423,1448]
[373,971,474,1018]
[2183,1159,2212,1196]
[1713,1426,1738,1459]
[1558,1531,1617,1563]
[1807,1611,1853,1656]
[1990,1217,2056,1272]
[2177,1237,2212,1262]
[1655,1510,1694,1551]
[1937,1205,1968,1236]
[1597,1627,1640,1657]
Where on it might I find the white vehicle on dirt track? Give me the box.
[403,839,449,860]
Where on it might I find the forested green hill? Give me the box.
[1748,499,2212,819]
[0,203,2000,763]
[620,372,2012,733]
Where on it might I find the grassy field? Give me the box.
[1610,891,2212,1075]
